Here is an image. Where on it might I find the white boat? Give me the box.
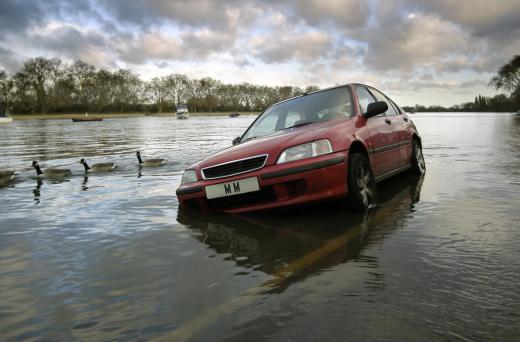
[0,113,13,123]
[176,104,189,120]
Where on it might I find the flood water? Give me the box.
[1,113,519,341]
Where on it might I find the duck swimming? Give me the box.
[0,170,15,187]
[32,161,71,178]
[80,158,116,173]
[136,151,164,167]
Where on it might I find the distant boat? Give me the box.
[72,117,103,122]
[176,104,189,120]
[72,112,103,122]
[229,113,240,118]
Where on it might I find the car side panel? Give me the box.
[385,113,413,167]
[395,114,414,165]
[365,116,399,177]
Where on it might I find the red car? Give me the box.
[176,84,425,213]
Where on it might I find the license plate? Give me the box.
[205,177,260,199]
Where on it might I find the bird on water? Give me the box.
[32,161,71,178]
[0,170,15,187]
[136,151,164,167]
[79,158,116,173]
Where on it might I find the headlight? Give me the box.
[277,139,333,164]
[181,169,197,184]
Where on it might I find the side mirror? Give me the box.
[232,137,241,145]
[364,101,388,118]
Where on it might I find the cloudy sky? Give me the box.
[1,0,519,106]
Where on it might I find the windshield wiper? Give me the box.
[241,136,258,143]
[283,121,314,130]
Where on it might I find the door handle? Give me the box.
[385,119,392,124]
[403,117,409,122]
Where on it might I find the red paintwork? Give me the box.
[176,84,421,213]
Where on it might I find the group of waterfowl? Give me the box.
[0,151,165,186]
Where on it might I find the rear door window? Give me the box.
[356,86,376,114]
[368,88,399,116]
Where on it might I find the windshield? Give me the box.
[241,86,353,142]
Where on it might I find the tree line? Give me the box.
[1,55,519,115]
[0,57,319,115]
[403,55,520,113]
[402,93,516,113]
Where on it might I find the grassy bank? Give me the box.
[12,113,145,120]
[12,112,259,121]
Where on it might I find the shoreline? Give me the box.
[9,111,515,121]
[11,112,259,121]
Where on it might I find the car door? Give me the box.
[366,87,406,171]
[355,86,396,177]
[386,98,413,165]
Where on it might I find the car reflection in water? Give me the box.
[178,173,423,296]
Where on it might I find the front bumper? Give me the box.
[176,151,349,213]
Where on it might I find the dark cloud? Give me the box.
[96,0,370,34]
[288,0,369,29]
[351,1,520,74]
[364,13,470,72]
[116,29,235,64]
[99,0,244,31]
[180,31,235,56]
[405,0,520,37]
[252,31,332,63]
[459,79,488,89]
[0,0,95,34]
[0,0,518,96]
[0,0,44,33]
[29,24,106,54]
[419,73,434,81]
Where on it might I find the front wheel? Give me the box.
[411,140,426,175]
[347,153,377,211]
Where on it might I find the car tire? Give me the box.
[411,140,426,175]
[347,153,377,211]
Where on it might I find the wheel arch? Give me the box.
[412,133,422,147]
[348,140,370,161]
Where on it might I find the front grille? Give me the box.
[202,155,268,180]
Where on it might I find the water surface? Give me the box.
[1,113,519,341]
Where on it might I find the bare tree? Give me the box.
[92,69,115,113]
[18,57,62,113]
[69,61,97,110]
[146,76,170,113]
[0,70,16,114]
[165,74,190,107]
[113,69,142,112]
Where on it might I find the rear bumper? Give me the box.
[176,151,349,213]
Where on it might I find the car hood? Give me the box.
[194,118,351,170]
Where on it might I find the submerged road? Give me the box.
[0,113,519,341]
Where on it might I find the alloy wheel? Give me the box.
[356,163,375,208]
[416,145,426,174]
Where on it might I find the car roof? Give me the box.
[267,83,369,109]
